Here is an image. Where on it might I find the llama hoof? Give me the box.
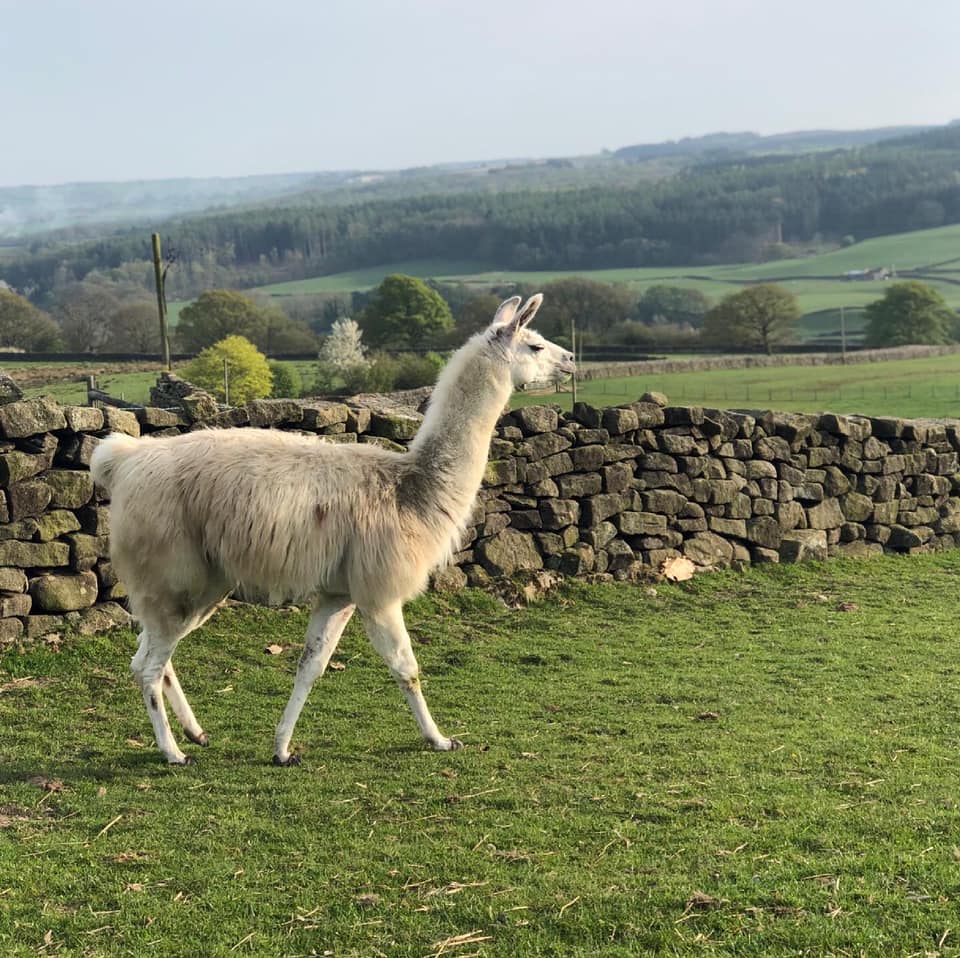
[185,730,209,747]
[169,754,196,766]
[272,754,302,767]
[434,737,464,751]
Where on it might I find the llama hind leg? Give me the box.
[131,629,191,765]
[159,595,226,747]
[273,597,356,766]
[131,589,228,765]
[162,663,208,747]
[362,602,463,751]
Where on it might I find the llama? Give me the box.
[90,294,575,765]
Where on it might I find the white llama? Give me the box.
[90,294,575,765]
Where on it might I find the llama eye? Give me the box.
[529,344,544,353]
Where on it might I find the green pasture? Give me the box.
[517,350,960,420]
[16,350,960,420]
[3,554,960,955]
[232,223,960,330]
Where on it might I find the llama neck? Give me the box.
[404,347,512,522]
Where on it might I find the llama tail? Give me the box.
[90,432,141,494]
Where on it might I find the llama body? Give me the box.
[91,295,574,765]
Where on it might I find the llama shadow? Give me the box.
[0,750,191,788]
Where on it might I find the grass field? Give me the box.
[520,351,960,419]
[3,553,960,955]
[223,223,960,341]
[16,350,960,420]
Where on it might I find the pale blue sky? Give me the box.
[1,0,958,187]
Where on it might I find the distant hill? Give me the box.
[612,125,936,162]
[0,171,347,239]
[4,123,960,303]
[2,122,952,242]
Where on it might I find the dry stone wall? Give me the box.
[2,385,960,647]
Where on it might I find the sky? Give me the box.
[1,0,958,188]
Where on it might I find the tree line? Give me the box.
[4,126,960,304]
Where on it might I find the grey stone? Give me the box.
[581,492,633,527]
[559,543,596,575]
[540,498,580,530]
[45,470,95,509]
[7,480,51,520]
[709,516,747,538]
[840,492,874,522]
[484,460,518,486]
[807,497,845,530]
[556,473,602,498]
[102,407,141,436]
[0,617,24,643]
[754,436,792,461]
[683,532,734,567]
[0,517,38,541]
[602,406,640,435]
[514,405,560,435]
[571,402,602,428]
[0,540,70,568]
[887,525,930,549]
[300,401,350,429]
[476,529,543,576]
[135,406,184,429]
[0,374,23,405]
[430,566,468,592]
[180,392,220,421]
[746,516,782,549]
[664,406,705,426]
[34,510,82,542]
[29,571,99,612]
[618,511,667,536]
[66,533,110,572]
[0,397,66,438]
[0,593,31,617]
[779,529,828,563]
[0,451,47,485]
[569,445,606,471]
[0,568,28,592]
[519,432,571,461]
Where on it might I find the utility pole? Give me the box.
[570,319,577,407]
[151,233,171,371]
[840,305,847,365]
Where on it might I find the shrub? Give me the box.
[341,353,401,393]
[268,361,302,398]
[181,335,273,405]
[393,352,444,389]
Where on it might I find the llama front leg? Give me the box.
[273,597,356,766]
[362,603,463,751]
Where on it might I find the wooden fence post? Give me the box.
[152,233,171,372]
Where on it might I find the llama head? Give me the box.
[488,294,576,388]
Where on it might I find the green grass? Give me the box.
[18,362,321,407]
[3,553,960,955]
[17,350,960,420]
[518,350,960,419]
[229,223,960,335]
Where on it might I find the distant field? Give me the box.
[16,351,960,421]
[516,351,960,420]
[215,223,960,344]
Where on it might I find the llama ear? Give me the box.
[512,293,543,330]
[491,295,522,327]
